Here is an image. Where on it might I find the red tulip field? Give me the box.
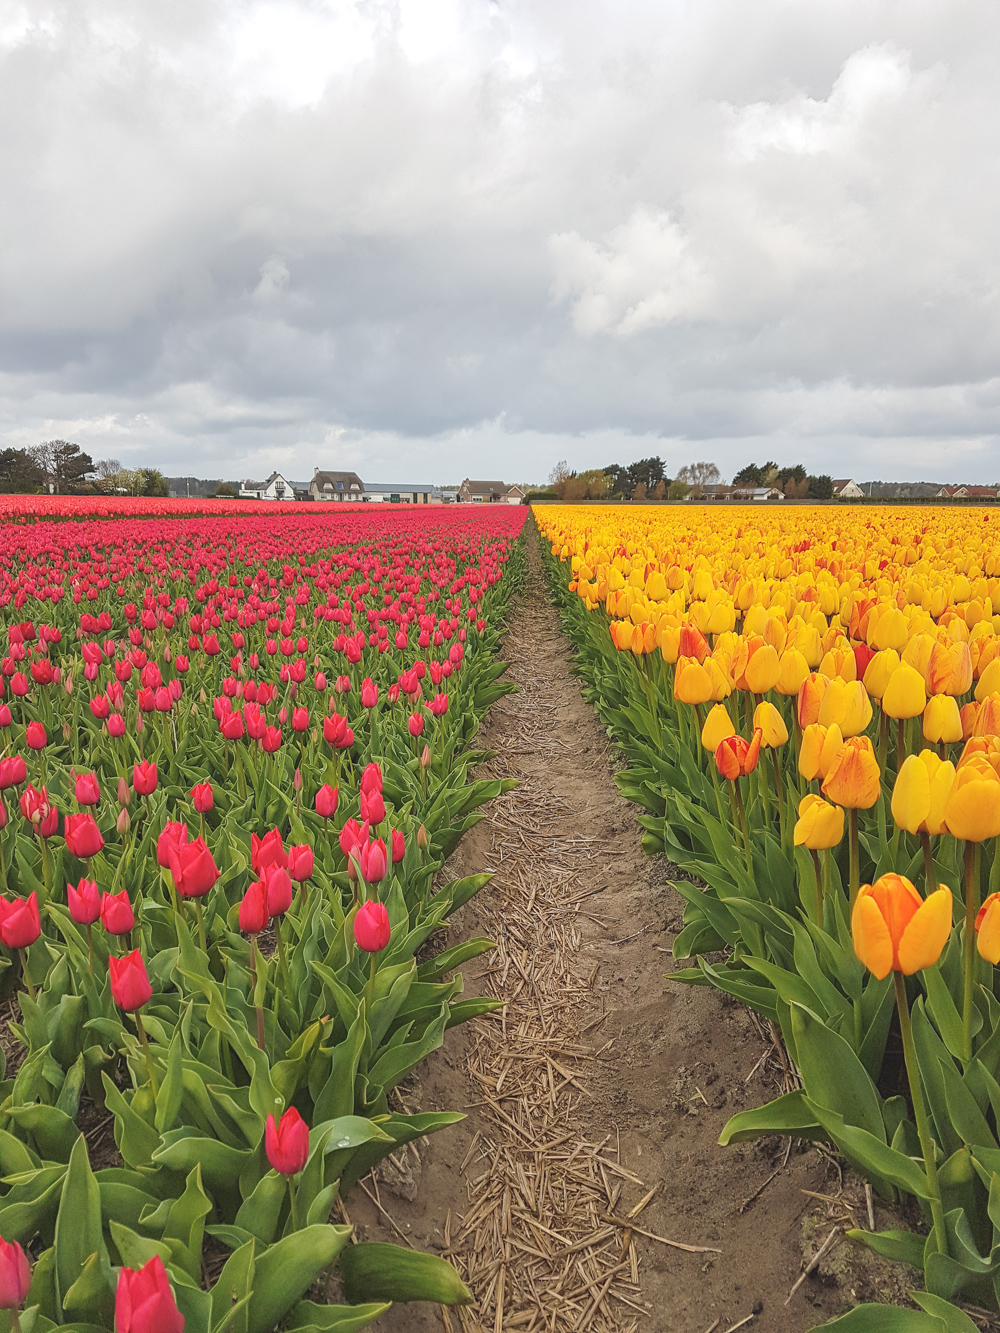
[5,497,999,1333]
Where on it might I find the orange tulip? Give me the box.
[821,736,881,810]
[962,700,982,739]
[974,693,1000,738]
[944,756,1000,842]
[959,735,1000,776]
[797,673,830,728]
[715,730,762,780]
[927,640,973,696]
[852,874,952,979]
[678,625,710,663]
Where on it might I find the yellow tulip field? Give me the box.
[537,502,1000,1318]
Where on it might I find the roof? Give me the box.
[462,479,508,493]
[831,479,854,487]
[312,469,364,488]
[365,483,438,492]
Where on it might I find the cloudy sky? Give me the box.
[1,0,998,486]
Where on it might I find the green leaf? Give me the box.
[805,1101,928,1199]
[286,1301,393,1332]
[790,1003,885,1143]
[245,1224,353,1333]
[54,1137,113,1323]
[101,1072,160,1168]
[155,1029,185,1134]
[719,1091,824,1146]
[846,1227,925,1269]
[7,1105,82,1164]
[807,1305,943,1331]
[209,1237,255,1333]
[910,1294,981,1333]
[338,1243,472,1305]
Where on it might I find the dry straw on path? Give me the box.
[444,555,656,1332]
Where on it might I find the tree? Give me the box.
[214,483,237,498]
[30,440,96,493]
[548,460,574,499]
[733,463,763,486]
[676,462,721,497]
[784,476,809,499]
[777,464,807,491]
[668,480,690,500]
[0,448,45,493]
[629,457,666,492]
[603,463,629,498]
[632,480,647,501]
[652,479,666,500]
[808,474,834,500]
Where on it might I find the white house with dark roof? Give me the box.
[239,472,294,501]
[832,478,864,499]
[310,469,365,502]
[458,478,524,504]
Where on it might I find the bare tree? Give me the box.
[548,460,574,499]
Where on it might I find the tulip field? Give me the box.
[0,501,526,1332]
[538,502,1000,1324]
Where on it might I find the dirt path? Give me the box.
[351,525,879,1332]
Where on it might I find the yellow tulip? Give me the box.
[797,672,830,727]
[793,794,844,850]
[852,874,952,979]
[817,678,873,738]
[674,658,714,706]
[880,662,927,720]
[819,646,857,682]
[743,642,782,695]
[774,648,811,697]
[891,751,955,836]
[862,650,901,701]
[976,892,1000,964]
[927,640,973,697]
[922,695,962,745]
[975,657,1000,701]
[701,703,736,752]
[869,607,909,653]
[798,722,844,781]
[944,758,1000,842]
[753,700,789,748]
[822,736,881,810]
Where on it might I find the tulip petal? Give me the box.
[978,900,1000,966]
[852,895,894,980]
[897,889,953,976]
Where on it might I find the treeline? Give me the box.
[0,441,168,496]
[538,456,834,501]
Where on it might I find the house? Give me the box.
[310,469,365,502]
[363,483,440,504]
[239,472,295,501]
[936,484,997,500]
[698,484,736,501]
[832,478,864,499]
[458,479,522,504]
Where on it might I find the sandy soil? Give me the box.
[348,523,919,1333]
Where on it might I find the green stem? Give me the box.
[772,746,788,851]
[733,781,753,877]
[248,942,266,1050]
[894,971,948,1256]
[19,949,35,999]
[275,916,294,1005]
[194,897,209,956]
[86,922,94,975]
[288,1175,300,1233]
[134,1010,160,1097]
[363,950,377,1016]
[920,832,936,896]
[757,745,771,826]
[963,841,979,1064]
[877,709,889,777]
[896,717,905,774]
[849,809,860,908]
[811,849,824,926]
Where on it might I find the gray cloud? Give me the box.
[1,0,999,485]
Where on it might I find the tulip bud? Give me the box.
[294,767,303,791]
[0,1236,33,1311]
[117,807,131,835]
[416,824,429,852]
[420,745,431,769]
[64,672,74,695]
[265,1107,310,1176]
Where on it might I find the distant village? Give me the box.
[164,470,526,505]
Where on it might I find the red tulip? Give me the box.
[191,782,213,813]
[358,839,387,885]
[220,711,244,740]
[0,893,41,950]
[360,762,382,796]
[715,730,763,781]
[115,1254,184,1333]
[157,822,188,868]
[408,712,424,737]
[0,1235,32,1311]
[108,713,126,737]
[239,880,268,934]
[360,789,386,826]
[391,828,405,864]
[168,838,219,899]
[428,693,448,717]
[354,899,391,952]
[101,889,135,936]
[338,818,368,861]
[261,725,282,752]
[314,783,338,818]
[251,828,287,874]
[133,761,158,796]
[265,1106,309,1176]
[75,772,101,806]
[0,756,27,789]
[264,864,293,918]
[25,721,47,750]
[287,845,314,882]
[64,813,104,859]
[292,706,309,732]
[68,878,101,926]
[361,678,378,709]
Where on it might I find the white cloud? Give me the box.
[0,0,997,483]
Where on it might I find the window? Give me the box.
[336,481,343,490]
